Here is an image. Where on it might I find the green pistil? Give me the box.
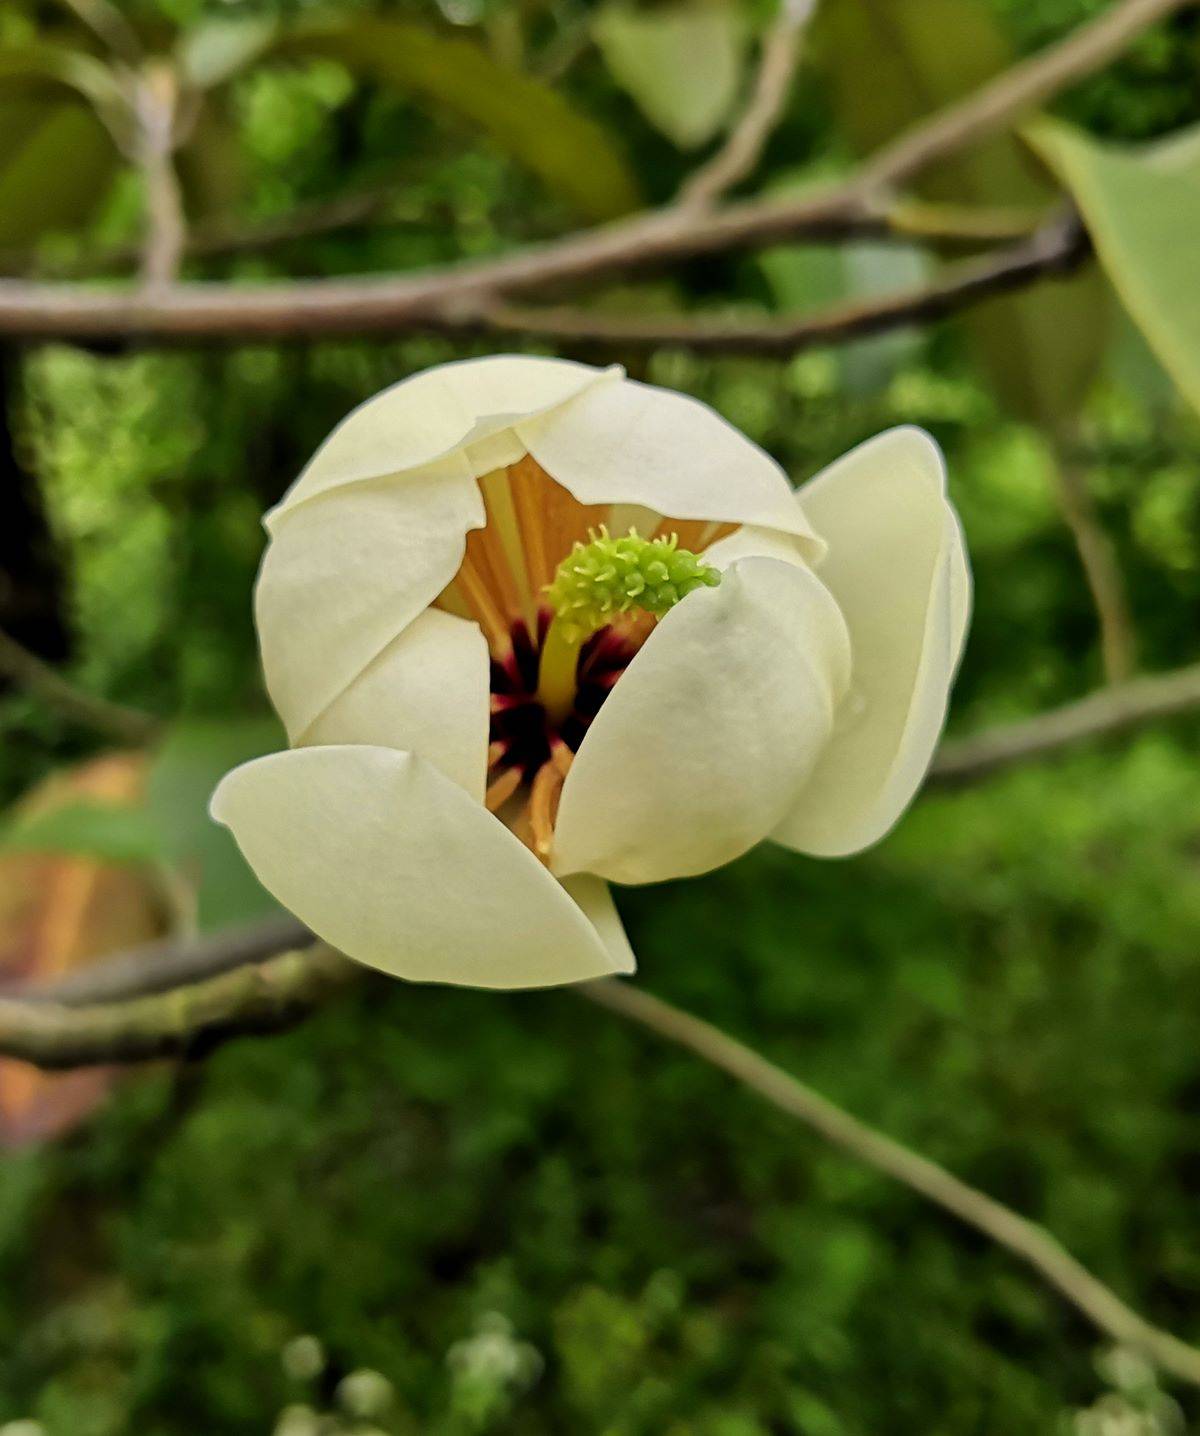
[536,527,721,722]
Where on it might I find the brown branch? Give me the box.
[12,912,311,1007]
[0,941,356,1068]
[0,212,1089,346]
[931,661,1200,784]
[854,0,1194,199]
[55,0,141,65]
[134,64,186,290]
[0,626,160,743]
[0,200,1042,282]
[581,977,1200,1386]
[475,215,1088,355]
[0,0,1179,344]
[679,0,816,208]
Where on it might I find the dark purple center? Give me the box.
[489,613,636,782]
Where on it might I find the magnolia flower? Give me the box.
[211,356,969,989]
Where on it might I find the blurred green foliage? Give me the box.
[1,0,1200,1430]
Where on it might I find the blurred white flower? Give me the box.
[281,1333,326,1383]
[212,356,969,988]
[335,1368,394,1419]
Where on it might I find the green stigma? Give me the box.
[537,527,721,722]
[545,527,721,644]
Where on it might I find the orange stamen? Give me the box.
[485,766,521,813]
[528,751,570,860]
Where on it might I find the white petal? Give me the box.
[298,609,489,801]
[210,745,622,989]
[270,355,620,519]
[774,427,971,857]
[255,455,484,740]
[553,557,850,885]
[518,378,824,555]
[701,524,811,569]
[559,875,636,975]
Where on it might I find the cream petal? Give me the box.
[701,524,811,569]
[518,378,824,555]
[255,454,484,740]
[774,426,971,858]
[270,355,620,520]
[552,557,850,885]
[559,875,637,975]
[298,608,490,802]
[210,745,623,990]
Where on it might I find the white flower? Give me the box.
[211,356,970,989]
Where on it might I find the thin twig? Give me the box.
[680,0,817,208]
[0,627,160,744]
[134,63,186,290]
[54,0,141,65]
[476,215,1087,355]
[1052,427,1138,684]
[12,912,311,1007]
[854,0,1194,201]
[0,942,355,1067]
[930,661,1200,784]
[0,0,1180,344]
[7,933,1198,1385]
[0,200,1043,281]
[1,189,405,279]
[581,977,1200,1385]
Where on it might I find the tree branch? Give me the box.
[9,928,1200,1388]
[133,64,186,290]
[930,661,1200,784]
[0,0,1180,344]
[13,912,311,1007]
[0,942,355,1067]
[0,626,160,743]
[473,214,1087,355]
[581,977,1200,1386]
[679,0,817,208]
[853,0,1193,200]
[0,212,1089,346]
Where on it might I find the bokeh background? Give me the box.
[1,0,1200,1430]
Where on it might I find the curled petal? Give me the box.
[299,609,490,801]
[211,745,625,989]
[775,427,971,858]
[553,557,850,885]
[518,378,824,554]
[559,875,637,975]
[271,355,619,519]
[255,456,484,739]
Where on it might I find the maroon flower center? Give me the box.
[489,612,638,783]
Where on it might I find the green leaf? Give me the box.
[281,18,641,222]
[0,801,160,865]
[178,16,278,91]
[593,2,747,150]
[760,223,930,394]
[147,717,285,931]
[0,96,119,248]
[1026,116,1200,417]
[816,0,1107,426]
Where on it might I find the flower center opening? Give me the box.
[435,455,734,860]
